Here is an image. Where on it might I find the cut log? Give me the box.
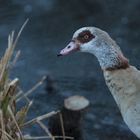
[64,95,89,111]
[48,95,90,140]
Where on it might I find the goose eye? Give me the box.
[84,35,89,39]
[77,30,95,43]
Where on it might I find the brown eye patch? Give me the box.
[77,30,95,43]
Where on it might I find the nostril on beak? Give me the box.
[67,45,71,49]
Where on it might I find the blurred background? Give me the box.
[0,0,140,139]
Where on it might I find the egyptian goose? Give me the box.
[58,27,140,139]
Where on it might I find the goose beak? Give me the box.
[57,40,80,57]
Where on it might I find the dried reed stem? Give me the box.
[24,135,74,140]
[23,111,59,127]
[37,120,55,140]
[17,76,46,102]
[59,112,66,140]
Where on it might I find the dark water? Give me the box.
[0,0,140,139]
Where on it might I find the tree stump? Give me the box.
[48,95,90,140]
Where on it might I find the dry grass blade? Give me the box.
[15,101,33,127]
[24,135,52,139]
[0,111,6,140]
[0,20,66,140]
[17,76,46,102]
[13,19,29,48]
[59,112,66,140]
[24,136,74,140]
[1,78,19,116]
[16,88,30,103]
[0,20,29,140]
[8,106,24,140]
[0,129,15,140]
[37,120,55,140]
[0,19,28,83]
[23,111,59,127]
[11,50,21,68]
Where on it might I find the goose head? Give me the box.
[58,27,129,70]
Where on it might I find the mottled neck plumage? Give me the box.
[104,53,129,71]
[90,42,129,71]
